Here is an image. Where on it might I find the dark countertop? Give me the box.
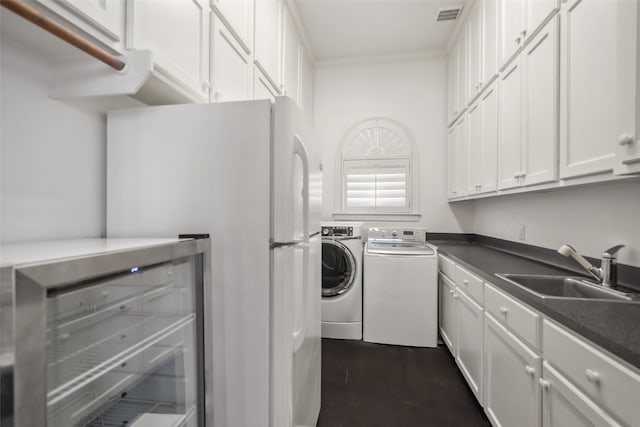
[430,240,640,371]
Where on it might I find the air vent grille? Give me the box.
[436,7,462,22]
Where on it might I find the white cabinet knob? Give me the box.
[100,291,110,298]
[499,306,508,315]
[525,365,535,376]
[515,36,521,44]
[453,293,459,300]
[585,369,601,384]
[449,289,455,295]
[214,90,222,101]
[463,279,469,285]
[619,134,635,146]
[202,80,211,91]
[59,333,71,341]
[521,29,527,38]
[538,378,551,391]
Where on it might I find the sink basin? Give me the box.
[495,274,640,302]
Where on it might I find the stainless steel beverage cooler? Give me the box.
[0,238,212,427]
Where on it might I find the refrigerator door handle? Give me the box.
[271,240,309,249]
[293,134,310,243]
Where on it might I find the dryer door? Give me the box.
[321,239,357,297]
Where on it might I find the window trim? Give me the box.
[334,118,419,218]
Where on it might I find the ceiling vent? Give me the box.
[436,7,462,22]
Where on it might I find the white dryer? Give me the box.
[321,222,363,340]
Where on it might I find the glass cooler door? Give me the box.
[45,256,204,427]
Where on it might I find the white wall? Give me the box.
[0,38,106,243]
[472,180,640,267]
[313,57,474,233]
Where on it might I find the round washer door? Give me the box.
[322,239,357,297]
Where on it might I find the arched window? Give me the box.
[337,118,416,214]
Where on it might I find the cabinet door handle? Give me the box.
[538,378,551,391]
[520,29,527,38]
[619,134,635,146]
[524,365,535,376]
[515,36,521,44]
[585,369,601,384]
[499,306,508,315]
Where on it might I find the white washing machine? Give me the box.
[321,222,363,340]
[363,227,438,347]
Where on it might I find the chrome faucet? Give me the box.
[557,244,625,288]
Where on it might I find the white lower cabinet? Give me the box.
[541,363,621,427]
[210,15,252,102]
[484,312,541,427]
[456,289,484,404]
[438,273,457,354]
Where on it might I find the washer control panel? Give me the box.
[322,226,353,237]
[367,227,427,243]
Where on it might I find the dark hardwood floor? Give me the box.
[317,339,491,427]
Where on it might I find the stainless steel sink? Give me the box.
[495,274,640,302]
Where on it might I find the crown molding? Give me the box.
[315,49,447,68]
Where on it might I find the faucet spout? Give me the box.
[557,244,602,282]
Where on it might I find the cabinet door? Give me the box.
[456,289,483,404]
[211,0,253,53]
[467,1,483,102]
[522,16,559,186]
[467,101,483,194]
[614,0,640,175]
[560,0,618,178]
[526,0,559,41]
[128,0,209,102]
[448,46,459,125]
[447,123,459,198]
[254,0,282,89]
[282,8,300,105]
[480,81,498,193]
[541,363,621,427]
[456,33,468,111]
[484,313,541,427]
[498,60,523,189]
[299,48,314,124]
[482,0,499,87]
[456,113,469,197]
[439,274,457,354]
[499,0,525,68]
[211,15,252,102]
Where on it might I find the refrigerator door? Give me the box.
[271,237,320,427]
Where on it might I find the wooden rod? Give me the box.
[1,0,126,71]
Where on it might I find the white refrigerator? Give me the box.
[106,97,322,427]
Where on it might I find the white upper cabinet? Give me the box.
[282,7,300,105]
[211,15,252,102]
[448,45,459,126]
[467,1,483,103]
[559,0,620,178]
[456,113,469,197]
[614,0,640,175]
[211,0,253,53]
[499,0,558,70]
[498,59,523,190]
[499,0,525,68]
[127,0,210,102]
[447,124,459,198]
[456,32,468,114]
[522,15,558,186]
[35,0,125,51]
[254,66,278,101]
[468,83,500,196]
[300,47,314,123]
[254,0,282,91]
[481,0,499,88]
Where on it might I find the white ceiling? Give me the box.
[294,0,464,63]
